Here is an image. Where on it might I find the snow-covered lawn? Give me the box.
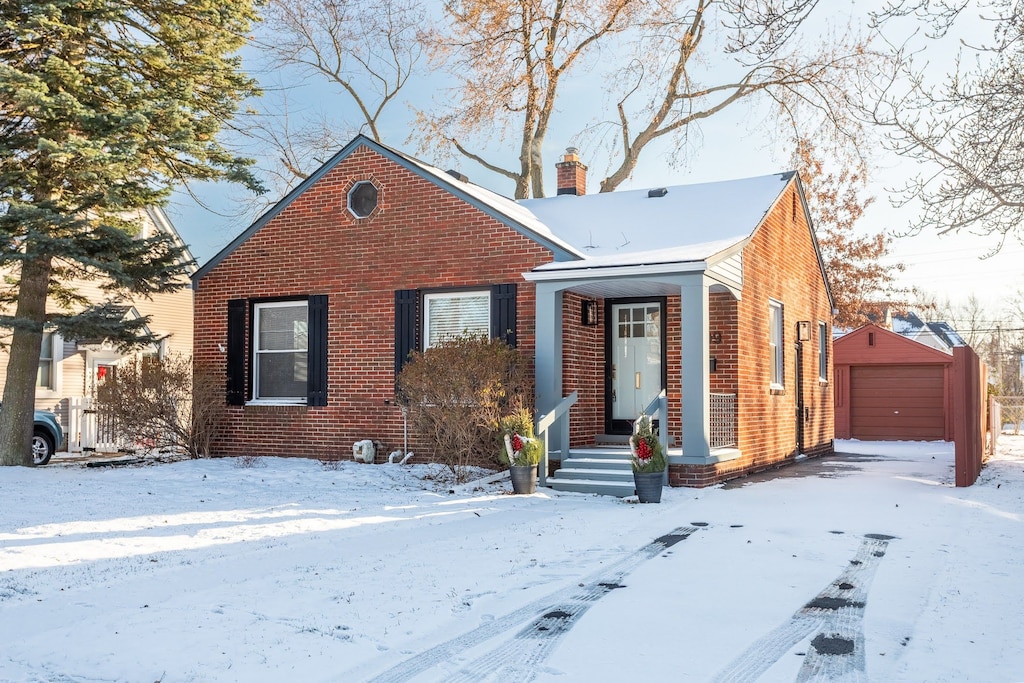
[2,438,1022,682]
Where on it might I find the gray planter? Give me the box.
[634,471,664,503]
[510,465,538,494]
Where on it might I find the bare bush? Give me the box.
[95,354,225,458]
[396,335,531,482]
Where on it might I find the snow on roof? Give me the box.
[926,321,967,348]
[519,172,795,268]
[387,148,583,258]
[891,312,925,335]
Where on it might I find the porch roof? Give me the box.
[519,171,795,273]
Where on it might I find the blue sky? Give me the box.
[167,1,1024,309]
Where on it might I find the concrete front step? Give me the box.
[553,467,635,483]
[559,456,633,470]
[550,445,638,496]
[548,477,637,497]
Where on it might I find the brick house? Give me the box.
[192,135,834,489]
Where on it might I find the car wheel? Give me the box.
[32,430,54,466]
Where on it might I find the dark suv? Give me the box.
[0,404,64,465]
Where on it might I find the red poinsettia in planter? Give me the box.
[629,413,666,503]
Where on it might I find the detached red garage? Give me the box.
[834,324,953,441]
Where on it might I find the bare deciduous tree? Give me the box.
[598,1,883,192]
[869,0,1024,249]
[794,137,908,327]
[251,0,427,191]
[417,0,640,198]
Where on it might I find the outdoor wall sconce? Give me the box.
[797,320,811,341]
[710,331,722,344]
[710,357,718,372]
[581,299,599,326]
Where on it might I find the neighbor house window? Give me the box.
[818,321,828,382]
[37,332,54,390]
[252,301,309,402]
[347,181,378,218]
[769,300,784,389]
[423,290,489,348]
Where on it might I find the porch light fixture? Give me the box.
[710,357,718,373]
[581,299,599,326]
[797,320,811,341]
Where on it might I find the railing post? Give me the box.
[535,391,578,489]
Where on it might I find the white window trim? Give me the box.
[36,332,63,398]
[347,180,378,219]
[818,320,828,382]
[250,300,308,405]
[769,299,784,390]
[422,290,490,350]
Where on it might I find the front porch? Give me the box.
[533,388,740,496]
[525,264,746,493]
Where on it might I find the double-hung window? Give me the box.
[37,332,55,390]
[252,301,309,402]
[394,284,517,376]
[225,296,327,407]
[422,290,490,348]
[818,321,828,382]
[769,300,784,389]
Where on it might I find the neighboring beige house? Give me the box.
[0,207,194,448]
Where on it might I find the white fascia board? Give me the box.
[523,260,707,282]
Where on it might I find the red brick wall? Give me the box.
[709,292,739,395]
[193,145,553,461]
[561,292,603,446]
[669,183,835,486]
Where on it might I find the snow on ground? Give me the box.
[1,438,1023,682]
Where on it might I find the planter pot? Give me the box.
[634,471,664,503]
[510,465,538,494]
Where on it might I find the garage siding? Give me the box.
[849,365,945,441]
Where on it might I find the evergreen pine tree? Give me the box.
[0,1,262,465]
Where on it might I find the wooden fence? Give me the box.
[952,346,988,487]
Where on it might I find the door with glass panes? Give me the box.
[607,300,666,434]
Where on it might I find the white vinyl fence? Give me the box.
[67,397,120,453]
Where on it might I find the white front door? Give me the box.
[611,302,663,429]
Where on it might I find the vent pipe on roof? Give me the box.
[648,187,668,198]
[446,169,469,182]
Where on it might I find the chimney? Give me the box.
[555,147,587,196]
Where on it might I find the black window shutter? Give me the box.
[395,289,418,376]
[307,294,328,406]
[491,283,517,347]
[226,299,246,406]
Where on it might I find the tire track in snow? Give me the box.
[712,534,894,683]
[359,526,700,683]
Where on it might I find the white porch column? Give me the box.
[680,274,712,460]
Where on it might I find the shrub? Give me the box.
[94,353,224,458]
[396,335,531,481]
